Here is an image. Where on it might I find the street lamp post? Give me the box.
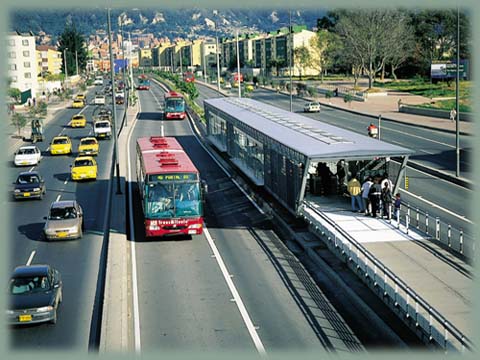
[63,47,69,89]
[215,16,221,91]
[107,8,121,194]
[236,30,241,98]
[75,50,79,76]
[455,7,460,177]
[289,10,293,112]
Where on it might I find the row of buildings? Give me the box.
[7,26,320,100]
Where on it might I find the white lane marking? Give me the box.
[398,188,472,224]
[64,178,68,185]
[204,227,266,356]
[29,166,35,172]
[55,194,61,202]
[185,106,267,353]
[127,96,142,353]
[26,250,36,266]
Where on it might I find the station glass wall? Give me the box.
[206,110,227,151]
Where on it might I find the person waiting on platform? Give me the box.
[368,177,382,218]
[347,174,364,212]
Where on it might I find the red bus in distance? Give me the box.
[163,91,186,120]
[136,136,206,237]
[183,71,195,83]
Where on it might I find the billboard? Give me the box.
[431,60,468,80]
[114,59,129,74]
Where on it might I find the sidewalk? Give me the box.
[6,89,86,154]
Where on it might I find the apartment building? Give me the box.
[36,45,62,76]
[7,31,39,99]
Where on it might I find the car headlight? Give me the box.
[36,306,53,313]
[66,226,79,233]
[33,187,40,191]
[6,310,14,315]
[14,189,20,193]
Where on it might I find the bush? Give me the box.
[307,87,317,98]
[343,93,353,104]
[325,90,333,99]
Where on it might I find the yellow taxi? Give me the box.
[78,137,99,156]
[75,93,86,101]
[50,136,72,155]
[72,99,85,109]
[246,84,254,92]
[71,114,87,128]
[70,156,97,181]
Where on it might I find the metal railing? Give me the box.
[301,201,472,352]
[392,202,474,261]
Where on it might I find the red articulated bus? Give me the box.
[136,136,206,237]
[163,91,186,120]
[183,71,195,83]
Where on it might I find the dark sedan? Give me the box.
[12,171,46,200]
[7,265,63,325]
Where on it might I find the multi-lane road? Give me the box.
[8,77,466,352]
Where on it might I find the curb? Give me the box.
[406,160,471,188]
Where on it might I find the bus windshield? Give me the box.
[145,182,201,218]
[165,98,185,112]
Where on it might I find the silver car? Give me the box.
[43,200,84,240]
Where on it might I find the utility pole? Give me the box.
[107,7,121,194]
[455,7,460,177]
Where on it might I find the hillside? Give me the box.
[10,8,326,42]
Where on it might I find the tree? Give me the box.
[11,113,28,136]
[408,9,471,75]
[335,9,415,88]
[387,19,415,80]
[293,46,310,80]
[57,22,87,76]
[309,30,341,83]
[8,88,21,103]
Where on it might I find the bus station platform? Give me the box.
[301,196,473,351]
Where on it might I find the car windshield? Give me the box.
[81,139,96,145]
[165,98,185,112]
[53,138,68,144]
[10,276,51,294]
[17,148,35,155]
[74,159,94,167]
[73,116,84,120]
[17,174,39,184]
[95,122,110,128]
[49,206,77,220]
[146,182,201,218]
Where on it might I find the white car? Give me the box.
[94,95,106,105]
[93,76,103,86]
[304,102,321,113]
[224,82,232,89]
[94,120,112,139]
[14,146,42,166]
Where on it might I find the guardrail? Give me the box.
[301,201,472,352]
[392,202,474,261]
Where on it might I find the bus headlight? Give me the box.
[188,223,202,229]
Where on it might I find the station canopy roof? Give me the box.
[205,97,414,160]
